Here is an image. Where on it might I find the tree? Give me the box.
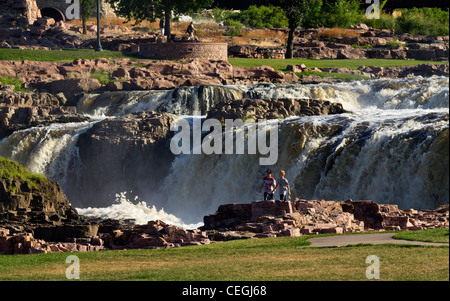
[107,0,214,41]
[81,0,97,35]
[272,0,313,59]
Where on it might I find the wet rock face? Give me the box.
[0,177,73,222]
[74,111,177,208]
[0,175,84,240]
[207,98,347,121]
[0,89,89,139]
[0,158,101,244]
[0,105,89,139]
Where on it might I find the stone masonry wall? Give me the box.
[138,42,228,61]
[0,0,41,28]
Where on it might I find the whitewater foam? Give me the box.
[76,192,203,229]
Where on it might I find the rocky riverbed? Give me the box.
[1,184,448,254]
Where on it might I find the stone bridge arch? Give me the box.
[36,0,117,21]
[36,0,71,20]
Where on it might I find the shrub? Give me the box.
[303,0,326,28]
[323,0,362,28]
[362,13,397,30]
[0,76,28,92]
[397,7,449,36]
[224,19,243,36]
[225,5,289,29]
[361,7,449,37]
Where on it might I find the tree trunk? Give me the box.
[81,11,87,35]
[286,26,295,59]
[164,7,171,42]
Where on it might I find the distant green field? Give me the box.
[0,48,133,62]
[394,228,449,243]
[228,58,448,71]
[0,233,447,281]
[0,48,446,69]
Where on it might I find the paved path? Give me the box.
[307,233,449,247]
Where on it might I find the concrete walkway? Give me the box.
[307,233,449,247]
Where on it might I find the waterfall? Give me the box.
[1,76,448,225]
[77,85,245,117]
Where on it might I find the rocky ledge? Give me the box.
[1,192,448,254]
[1,59,448,104]
[202,199,449,240]
[0,158,102,246]
[207,98,346,121]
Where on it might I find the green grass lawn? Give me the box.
[0,48,446,69]
[228,58,448,72]
[393,228,449,243]
[0,157,47,189]
[0,234,447,281]
[0,48,134,63]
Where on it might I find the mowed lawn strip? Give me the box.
[0,236,448,281]
[0,48,447,70]
[228,58,448,71]
[393,228,449,243]
[0,48,134,63]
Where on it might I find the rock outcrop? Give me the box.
[0,157,101,245]
[102,220,210,250]
[74,111,177,208]
[227,27,449,62]
[0,0,41,28]
[202,199,449,240]
[0,90,89,139]
[207,98,346,121]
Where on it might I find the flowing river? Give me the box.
[1,76,448,227]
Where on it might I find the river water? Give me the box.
[1,76,448,228]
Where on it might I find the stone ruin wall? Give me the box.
[0,0,117,28]
[137,42,229,61]
[0,0,42,28]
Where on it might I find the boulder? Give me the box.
[35,17,55,27]
[42,78,102,100]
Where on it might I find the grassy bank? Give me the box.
[0,234,447,281]
[228,58,448,71]
[0,157,47,189]
[0,48,133,63]
[394,228,449,243]
[0,48,447,68]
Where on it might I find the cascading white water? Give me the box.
[1,76,448,226]
[0,121,100,199]
[155,77,449,223]
[78,85,245,117]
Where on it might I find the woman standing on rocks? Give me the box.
[275,170,291,201]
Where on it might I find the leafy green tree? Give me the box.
[272,0,314,58]
[324,0,362,28]
[230,5,289,29]
[107,0,214,41]
[81,0,97,35]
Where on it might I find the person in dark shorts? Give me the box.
[259,169,276,201]
[275,170,291,201]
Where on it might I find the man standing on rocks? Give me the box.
[259,169,276,201]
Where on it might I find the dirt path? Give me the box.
[307,233,449,247]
